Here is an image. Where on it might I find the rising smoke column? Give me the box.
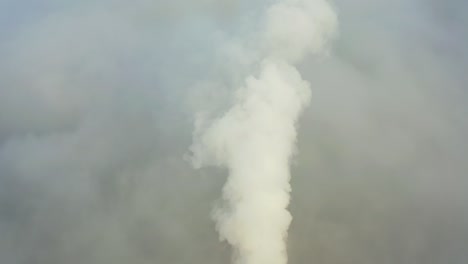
[190,1,337,263]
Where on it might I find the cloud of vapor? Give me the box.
[190,1,337,263]
[0,0,467,264]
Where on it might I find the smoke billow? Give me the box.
[190,1,337,263]
[1,0,468,264]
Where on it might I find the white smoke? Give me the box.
[190,1,338,263]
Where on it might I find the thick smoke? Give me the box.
[0,1,467,264]
[190,1,337,263]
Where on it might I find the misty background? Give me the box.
[0,0,467,263]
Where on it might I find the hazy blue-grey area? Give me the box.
[0,0,467,263]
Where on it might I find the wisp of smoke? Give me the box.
[190,0,337,263]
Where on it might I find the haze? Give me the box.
[0,0,467,263]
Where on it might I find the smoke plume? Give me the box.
[1,0,467,264]
[190,1,337,263]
